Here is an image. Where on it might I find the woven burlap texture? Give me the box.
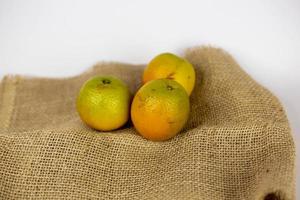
[0,47,295,200]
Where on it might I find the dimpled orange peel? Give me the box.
[76,76,131,131]
[131,79,190,141]
[143,53,196,96]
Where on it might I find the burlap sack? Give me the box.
[0,47,295,200]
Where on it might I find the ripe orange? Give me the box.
[143,53,195,96]
[131,79,190,141]
[76,76,131,131]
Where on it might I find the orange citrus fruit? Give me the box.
[131,79,190,141]
[76,76,131,131]
[143,53,195,96]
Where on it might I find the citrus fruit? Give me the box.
[143,53,196,96]
[76,76,131,131]
[131,79,190,141]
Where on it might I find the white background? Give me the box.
[0,0,299,197]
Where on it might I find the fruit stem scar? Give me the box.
[102,79,111,84]
[166,72,175,79]
[167,85,174,90]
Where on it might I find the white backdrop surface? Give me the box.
[0,0,299,197]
